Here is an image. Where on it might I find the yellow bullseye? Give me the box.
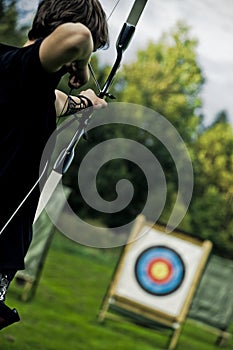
[150,261,169,280]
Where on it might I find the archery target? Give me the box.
[114,225,207,317]
[135,246,185,296]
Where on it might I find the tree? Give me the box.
[0,0,26,45]
[115,21,205,143]
[190,119,233,257]
[209,110,229,127]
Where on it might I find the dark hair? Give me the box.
[28,0,109,51]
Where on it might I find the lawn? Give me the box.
[0,231,232,350]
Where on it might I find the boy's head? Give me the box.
[28,0,109,51]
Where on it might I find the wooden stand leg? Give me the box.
[215,331,232,347]
[167,327,182,350]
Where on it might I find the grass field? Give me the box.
[0,231,232,350]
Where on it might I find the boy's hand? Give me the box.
[78,89,107,109]
[68,62,90,89]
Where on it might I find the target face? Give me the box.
[135,245,185,296]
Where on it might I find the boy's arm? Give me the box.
[39,23,94,87]
[55,89,107,116]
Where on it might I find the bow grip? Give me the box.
[53,148,75,174]
[116,23,135,52]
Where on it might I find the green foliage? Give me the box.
[0,0,27,45]
[190,120,233,256]
[211,110,229,126]
[115,21,204,142]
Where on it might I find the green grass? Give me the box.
[0,232,232,350]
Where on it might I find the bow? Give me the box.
[0,0,148,233]
[53,0,149,172]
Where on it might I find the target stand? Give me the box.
[98,215,212,350]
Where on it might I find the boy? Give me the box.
[0,0,108,329]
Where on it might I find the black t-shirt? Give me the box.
[0,39,64,267]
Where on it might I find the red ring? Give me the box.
[147,258,173,284]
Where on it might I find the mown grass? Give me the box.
[0,231,232,350]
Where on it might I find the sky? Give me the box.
[18,0,233,126]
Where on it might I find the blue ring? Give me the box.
[135,246,185,296]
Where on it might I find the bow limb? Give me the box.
[93,0,149,98]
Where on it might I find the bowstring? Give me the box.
[107,0,121,21]
[89,0,122,93]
